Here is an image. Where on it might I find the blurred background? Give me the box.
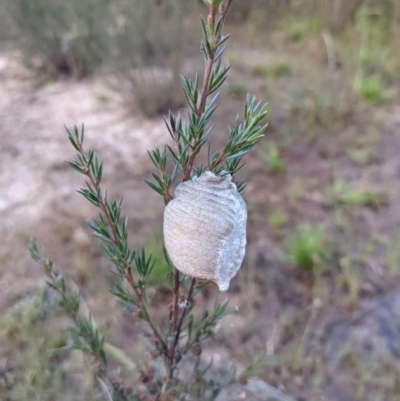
[0,0,400,400]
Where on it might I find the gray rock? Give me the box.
[319,292,400,401]
[199,349,296,401]
[323,292,400,363]
[216,378,296,401]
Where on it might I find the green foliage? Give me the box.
[4,0,199,91]
[217,96,267,165]
[284,16,324,42]
[113,0,196,69]
[192,300,237,345]
[5,0,112,78]
[350,4,399,104]
[111,0,199,116]
[267,75,354,135]
[343,126,380,165]
[226,0,264,22]
[151,92,267,197]
[252,61,292,78]
[309,17,322,35]
[330,180,387,208]
[229,83,247,99]
[385,232,400,276]
[357,75,385,103]
[29,2,268,399]
[337,256,361,304]
[260,143,286,175]
[143,239,172,286]
[289,21,307,42]
[267,208,288,238]
[240,352,271,383]
[30,242,107,368]
[127,70,185,118]
[227,0,395,35]
[287,224,326,271]
[0,290,96,401]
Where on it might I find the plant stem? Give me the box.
[197,57,214,117]
[169,277,196,378]
[196,4,217,117]
[77,146,169,354]
[186,1,231,179]
[168,2,219,374]
[182,4,216,182]
[209,153,227,171]
[85,168,143,301]
[169,268,181,366]
[147,318,169,356]
[167,0,234,378]
[183,151,197,181]
[172,269,180,332]
[42,266,105,368]
[196,0,232,118]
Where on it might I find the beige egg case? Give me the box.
[163,171,247,291]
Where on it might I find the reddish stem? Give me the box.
[183,151,197,182]
[209,153,227,171]
[169,268,181,365]
[169,277,196,378]
[196,4,217,117]
[171,269,180,332]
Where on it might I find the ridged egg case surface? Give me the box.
[163,171,247,291]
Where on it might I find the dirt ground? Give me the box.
[1,34,400,401]
[0,49,168,307]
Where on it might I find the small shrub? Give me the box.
[4,0,201,119]
[260,143,286,174]
[309,17,322,35]
[337,256,361,304]
[5,0,112,78]
[227,0,287,25]
[350,6,398,103]
[344,127,380,165]
[124,68,185,117]
[289,21,307,42]
[330,180,387,208]
[267,208,288,238]
[229,83,247,99]
[252,61,292,78]
[0,290,81,401]
[279,14,329,44]
[28,2,269,398]
[287,224,326,270]
[386,232,400,276]
[111,0,199,116]
[252,65,268,77]
[283,76,354,133]
[358,75,385,103]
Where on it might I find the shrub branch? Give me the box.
[30,0,269,397]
